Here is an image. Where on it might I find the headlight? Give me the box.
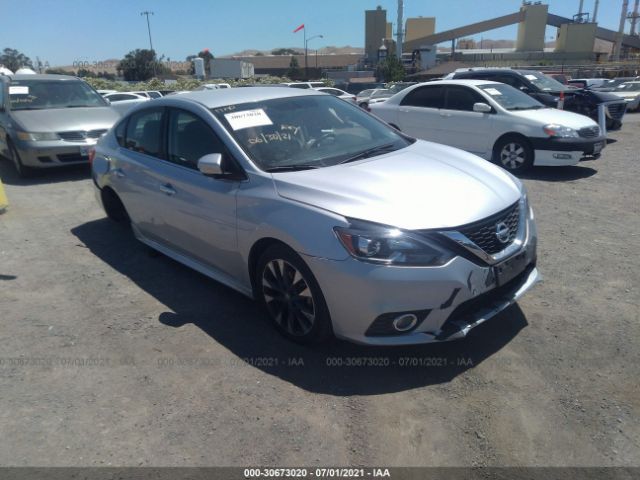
[334,220,453,266]
[16,131,60,141]
[543,124,579,138]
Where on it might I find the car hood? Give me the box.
[272,141,522,230]
[10,107,120,132]
[508,107,598,129]
[611,91,640,99]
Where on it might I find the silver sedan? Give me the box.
[91,87,540,345]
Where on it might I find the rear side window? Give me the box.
[444,86,484,111]
[125,108,164,158]
[115,119,127,147]
[400,85,444,108]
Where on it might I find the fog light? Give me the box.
[553,153,572,159]
[392,314,418,332]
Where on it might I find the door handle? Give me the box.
[439,111,451,117]
[159,183,176,196]
[112,168,125,178]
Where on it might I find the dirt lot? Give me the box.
[0,115,638,468]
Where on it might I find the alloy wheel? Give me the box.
[261,259,315,336]
[500,142,526,170]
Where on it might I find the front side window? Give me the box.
[125,108,164,158]
[8,80,107,110]
[616,83,640,92]
[444,86,484,111]
[212,95,411,171]
[167,109,227,169]
[400,85,444,109]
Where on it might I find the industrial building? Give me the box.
[365,1,640,72]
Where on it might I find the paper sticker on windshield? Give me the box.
[525,75,537,81]
[9,86,29,95]
[224,109,273,131]
[484,88,502,96]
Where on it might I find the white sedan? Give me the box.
[370,80,606,172]
[610,81,640,112]
[312,87,357,104]
[103,92,150,116]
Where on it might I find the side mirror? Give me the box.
[104,98,111,105]
[473,102,492,113]
[519,86,531,93]
[197,153,224,176]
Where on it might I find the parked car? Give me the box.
[0,74,120,176]
[567,78,608,89]
[97,89,118,96]
[344,82,385,95]
[356,88,388,108]
[447,68,627,130]
[195,83,232,91]
[370,80,606,172]
[130,90,163,99]
[312,87,357,104]
[609,81,640,112]
[592,77,639,92]
[103,92,150,116]
[91,87,539,345]
[280,81,325,89]
[367,89,394,106]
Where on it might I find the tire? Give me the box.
[493,135,534,173]
[606,118,622,130]
[7,140,33,178]
[359,102,368,109]
[256,244,332,344]
[101,188,130,223]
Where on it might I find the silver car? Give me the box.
[0,74,120,177]
[91,88,540,345]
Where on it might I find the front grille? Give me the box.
[56,153,87,163]
[455,202,520,255]
[605,102,626,120]
[58,129,107,142]
[578,126,600,138]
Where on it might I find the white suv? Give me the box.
[370,80,606,172]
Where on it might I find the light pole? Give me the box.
[305,34,323,79]
[141,11,155,51]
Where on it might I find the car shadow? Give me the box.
[0,158,90,186]
[519,165,597,182]
[72,218,529,395]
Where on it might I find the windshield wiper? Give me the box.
[339,143,398,164]
[66,105,96,108]
[264,164,321,173]
[509,106,544,111]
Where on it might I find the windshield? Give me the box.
[212,95,412,171]
[8,79,107,110]
[520,71,570,92]
[616,83,640,92]
[479,83,545,111]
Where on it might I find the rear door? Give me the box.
[438,85,493,157]
[396,84,444,141]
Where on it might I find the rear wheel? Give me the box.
[7,140,33,178]
[493,135,534,173]
[256,244,332,344]
[101,188,129,223]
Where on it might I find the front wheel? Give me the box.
[493,136,534,173]
[8,141,33,178]
[256,244,332,344]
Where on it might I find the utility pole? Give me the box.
[613,0,629,61]
[141,11,155,52]
[396,0,404,59]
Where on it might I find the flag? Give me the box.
[293,24,304,33]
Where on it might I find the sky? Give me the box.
[0,0,633,67]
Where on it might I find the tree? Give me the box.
[286,56,301,80]
[272,48,298,56]
[378,55,405,82]
[45,68,74,75]
[118,49,164,81]
[0,48,33,71]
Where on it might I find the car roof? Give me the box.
[421,79,501,86]
[6,74,80,81]
[152,86,323,109]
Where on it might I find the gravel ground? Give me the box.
[0,114,638,468]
